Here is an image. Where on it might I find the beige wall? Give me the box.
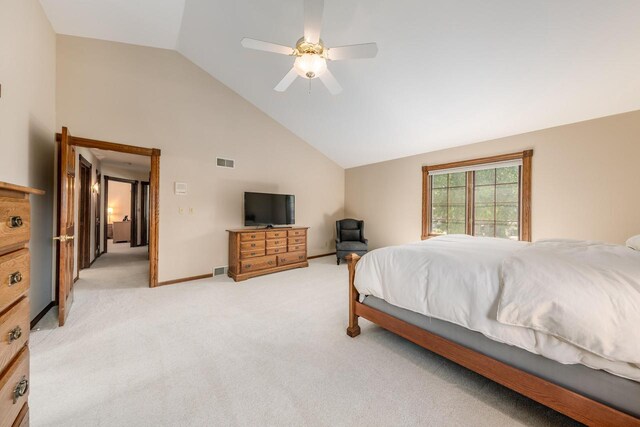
[0,0,56,319]
[346,110,640,249]
[107,181,131,223]
[56,35,345,282]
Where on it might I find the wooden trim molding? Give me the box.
[421,150,533,242]
[149,150,160,287]
[345,255,639,426]
[61,127,161,288]
[56,133,160,157]
[158,273,213,287]
[308,252,336,260]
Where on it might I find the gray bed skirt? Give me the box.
[362,295,640,418]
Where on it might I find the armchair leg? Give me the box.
[337,257,340,265]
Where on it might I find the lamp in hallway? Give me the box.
[107,207,113,224]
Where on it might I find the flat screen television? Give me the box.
[244,192,295,227]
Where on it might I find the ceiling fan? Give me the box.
[240,0,378,95]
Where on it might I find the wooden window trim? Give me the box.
[422,150,533,241]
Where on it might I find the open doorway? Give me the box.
[55,127,160,326]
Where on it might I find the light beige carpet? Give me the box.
[31,244,580,426]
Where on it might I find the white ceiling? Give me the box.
[39,0,186,49]
[90,148,150,173]
[41,1,640,168]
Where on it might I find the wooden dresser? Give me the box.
[227,227,309,281]
[0,182,43,427]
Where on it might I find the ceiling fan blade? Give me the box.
[241,38,294,55]
[274,68,298,92]
[319,69,342,95]
[304,0,324,44]
[327,43,378,61]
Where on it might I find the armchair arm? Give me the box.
[361,238,368,244]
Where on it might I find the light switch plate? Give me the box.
[174,182,187,195]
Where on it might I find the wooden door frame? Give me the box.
[104,176,138,248]
[95,169,101,259]
[57,129,161,287]
[78,155,92,271]
[140,181,149,246]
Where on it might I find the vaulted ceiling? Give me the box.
[40,0,640,168]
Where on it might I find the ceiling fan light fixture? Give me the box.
[294,53,327,79]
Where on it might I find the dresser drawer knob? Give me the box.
[8,326,22,342]
[13,376,28,403]
[9,272,22,286]
[250,235,256,238]
[268,261,274,265]
[251,243,256,247]
[9,216,23,228]
[251,252,256,256]
[245,264,251,268]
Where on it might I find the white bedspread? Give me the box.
[354,235,640,381]
[499,239,640,364]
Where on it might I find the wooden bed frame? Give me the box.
[345,254,640,427]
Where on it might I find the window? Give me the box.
[422,151,532,241]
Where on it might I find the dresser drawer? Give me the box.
[0,298,29,372]
[240,249,266,259]
[288,244,305,252]
[240,240,265,251]
[266,238,287,248]
[0,198,30,250]
[278,251,307,266]
[288,237,306,245]
[288,229,306,237]
[0,347,29,427]
[0,250,30,315]
[265,230,287,239]
[240,255,277,273]
[13,403,28,427]
[239,232,265,242]
[266,246,287,255]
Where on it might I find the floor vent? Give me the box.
[216,157,235,168]
[214,266,227,276]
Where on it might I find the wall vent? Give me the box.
[216,157,235,168]
[214,266,227,276]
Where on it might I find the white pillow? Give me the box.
[626,235,640,250]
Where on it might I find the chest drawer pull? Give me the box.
[9,216,24,228]
[8,326,22,342]
[13,376,29,403]
[9,271,23,286]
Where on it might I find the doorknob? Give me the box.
[53,235,75,242]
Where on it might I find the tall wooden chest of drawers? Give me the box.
[227,227,309,281]
[0,182,43,427]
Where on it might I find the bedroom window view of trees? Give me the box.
[430,172,466,234]
[429,166,521,240]
[474,166,520,239]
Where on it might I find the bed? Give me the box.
[345,235,640,426]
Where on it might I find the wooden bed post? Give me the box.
[346,253,361,337]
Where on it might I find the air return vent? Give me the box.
[216,157,235,168]
[214,266,227,276]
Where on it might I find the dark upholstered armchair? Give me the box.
[336,219,368,265]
